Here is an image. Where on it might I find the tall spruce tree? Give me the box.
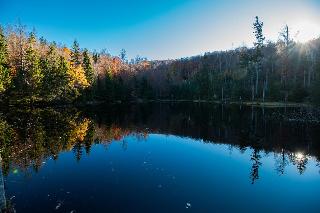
[253,16,265,99]
[71,40,81,67]
[41,43,67,101]
[82,49,94,85]
[58,55,72,101]
[24,32,43,98]
[0,26,11,94]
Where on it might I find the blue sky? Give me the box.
[1,0,320,60]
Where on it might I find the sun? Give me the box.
[295,152,304,161]
[291,20,320,43]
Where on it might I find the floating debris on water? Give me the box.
[186,202,191,209]
[55,200,64,210]
[270,108,320,124]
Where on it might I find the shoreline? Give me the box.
[0,99,315,109]
[149,100,314,108]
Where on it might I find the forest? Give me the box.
[0,16,320,105]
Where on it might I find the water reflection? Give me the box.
[0,103,319,212]
[1,104,320,179]
[88,103,320,179]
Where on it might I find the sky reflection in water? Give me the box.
[1,103,320,213]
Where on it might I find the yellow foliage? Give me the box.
[68,65,89,88]
[66,118,90,150]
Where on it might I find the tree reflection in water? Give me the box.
[0,103,320,182]
[250,149,262,184]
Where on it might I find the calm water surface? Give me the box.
[0,103,319,212]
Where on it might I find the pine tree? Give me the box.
[253,17,265,55]
[119,49,127,62]
[41,43,67,101]
[24,32,43,98]
[71,40,81,67]
[252,16,265,99]
[57,55,72,101]
[0,26,11,94]
[82,49,94,85]
[92,51,99,63]
[39,54,50,96]
[55,56,69,99]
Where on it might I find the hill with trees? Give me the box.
[0,17,320,105]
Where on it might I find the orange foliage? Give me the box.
[62,47,71,59]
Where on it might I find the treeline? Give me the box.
[0,23,154,104]
[144,17,320,103]
[0,17,320,105]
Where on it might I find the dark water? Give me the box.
[0,103,320,213]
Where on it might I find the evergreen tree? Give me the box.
[82,49,94,85]
[24,32,43,98]
[41,44,68,101]
[92,51,99,64]
[253,16,265,60]
[0,26,11,94]
[71,40,81,67]
[57,56,73,101]
[119,49,127,62]
[39,54,50,96]
[252,16,265,99]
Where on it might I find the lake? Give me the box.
[0,103,319,213]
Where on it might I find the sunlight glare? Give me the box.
[295,152,305,161]
[292,20,320,43]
